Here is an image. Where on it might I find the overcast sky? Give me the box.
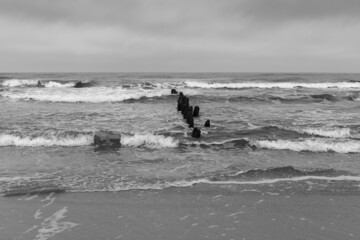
[0,0,359,72]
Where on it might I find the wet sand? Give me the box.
[1,185,359,240]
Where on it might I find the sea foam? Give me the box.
[1,79,40,87]
[0,87,173,102]
[185,81,360,89]
[68,175,360,193]
[43,81,75,88]
[275,125,354,139]
[1,79,76,88]
[254,138,360,153]
[294,127,353,139]
[0,134,93,147]
[121,133,178,148]
[0,132,178,148]
[34,207,80,240]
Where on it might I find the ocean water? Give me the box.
[1,72,360,196]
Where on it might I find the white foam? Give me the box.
[43,81,75,88]
[254,138,360,153]
[0,176,32,181]
[34,207,80,240]
[0,132,178,149]
[121,133,178,149]
[296,127,352,138]
[185,81,360,89]
[185,138,248,146]
[1,79,39,87]
[0,87,173,102]
[276,125,353,139]
[1,79,81,88]
[188,175,360,185]
[65,174,360,193]
[0,134,93,147]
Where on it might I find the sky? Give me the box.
[0,0,359,72]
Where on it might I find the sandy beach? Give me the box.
[1,185,359,240]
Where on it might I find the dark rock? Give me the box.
[37,80,44,88]
[204,120,210,127]
[171,89,178,94]
[177,93,185,111]
[191,128,201,138]
[177,102,183,111]
[186,107,194,128]
[94,131,121,149]
[181,106,188,118]
[193,106,200,117]
[185,97,189,107]
[74,81,83,88]
[186,106,193,123]
[188,119,194,128]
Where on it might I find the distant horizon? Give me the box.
[1,71,360,74]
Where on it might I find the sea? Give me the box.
[1,72,360,196]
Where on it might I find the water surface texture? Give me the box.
[1,72,360,195]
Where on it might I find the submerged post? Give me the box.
[94,131,121,150]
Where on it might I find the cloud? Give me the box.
[0,0,359,72]
[241,0,360,23]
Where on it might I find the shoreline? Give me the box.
[1,186,359,240]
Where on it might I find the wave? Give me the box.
[0,132,93,147]
[291,126,354,139]
[1,79,41,87]
[0,131,178,149]
[190,175,360,186]
[183,138,254,150]
[0,87,177,102]
[0,79,92,88]
[270,125,358,139]
[121,133,178,149]
[4,175,360,196]
[1,166,359,196]
[254,138,360,153]
[44,81,76,88]
[210,166,346,181]
[185,81,360,89]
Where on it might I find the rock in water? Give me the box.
[204,120,210,127]
[191,128,201,138]
[193,106,200,117]
[94,131,121,149]
[186,106,193,124]
[171,89,178,94]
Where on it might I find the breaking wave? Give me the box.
[121,133,178,148]
[185,81,360,89]
[254,138,360,153]
[291,127,354,139]
[0,79,84,88]
[0,133,93,147]
[0,87,175,102]
[272,125,357,139]
[0,132,178,149]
